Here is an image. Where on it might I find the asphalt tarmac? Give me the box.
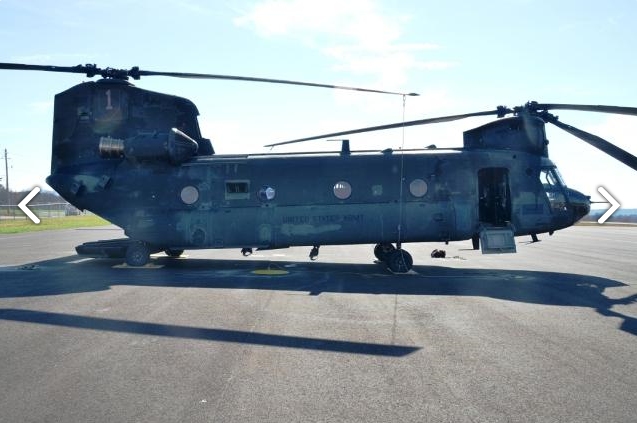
[0,225,636,422]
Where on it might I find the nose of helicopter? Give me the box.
[568,188,591,223]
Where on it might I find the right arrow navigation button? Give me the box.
[597,187,620,224]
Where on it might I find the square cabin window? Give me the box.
[225,180,250,200]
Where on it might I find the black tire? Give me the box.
[387,249,413,273]
[164,249,184,258]
[126,242,150,267]
[374,243,395,262]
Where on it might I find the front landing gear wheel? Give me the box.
[387,249,413,273]
[374,243,396,262]
[164,249,184,258]
[126,242,151,267]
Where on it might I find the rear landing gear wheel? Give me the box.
[164,249,184,258]
[387,249,413,273]
[126,242,151,267]
[374,243,396,262]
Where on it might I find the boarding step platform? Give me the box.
[479,224,517,254]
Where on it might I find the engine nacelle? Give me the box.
[99,128,198,164]
[463,116,548,156]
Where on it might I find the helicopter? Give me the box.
[2,63,636,273]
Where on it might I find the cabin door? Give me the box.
[478,167,511,226]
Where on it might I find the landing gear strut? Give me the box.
[373,243,413,273]
[471,234,480,250]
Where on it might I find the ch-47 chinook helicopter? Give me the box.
[2,62,636,272]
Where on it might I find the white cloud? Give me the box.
[235,0,397,41]
[30,101,54,113]
[234,0,453,89]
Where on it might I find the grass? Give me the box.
[0,214,112,234]
[2,213,633,235]
[576,220,637,227]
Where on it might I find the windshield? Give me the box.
[540,167,565,188]
[540,167,567,212]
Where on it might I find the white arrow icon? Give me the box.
[18,187,41,224]
[597,187,620,224]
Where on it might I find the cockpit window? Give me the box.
[540,168,565,188]
[540,167,567,213]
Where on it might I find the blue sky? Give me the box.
[1,0,636,207]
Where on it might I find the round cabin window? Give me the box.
[333,181,352,200]
[258,186,276,202]
[180,185,199,205]
[409,179,428,198]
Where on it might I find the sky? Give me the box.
[1,0,636,208]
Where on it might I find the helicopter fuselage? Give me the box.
[45,79,590,267]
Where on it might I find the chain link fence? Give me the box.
[0,202,83,220]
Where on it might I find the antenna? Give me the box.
[327,139,351,156]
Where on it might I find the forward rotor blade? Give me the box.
[136,70,418,96]
[547,117,637,171]
[535,103,637,117]
[0,62,417,96]
[265,109,505,148]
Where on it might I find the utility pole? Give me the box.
[3,148,8,206]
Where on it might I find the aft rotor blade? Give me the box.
[547,117,637,171]
[0,62,138,79]
[137,70,418,96]
[265,109,505,148]
[536,103,637,117]
[0,62,93,75]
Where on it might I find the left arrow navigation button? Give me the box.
[18,187,41,224]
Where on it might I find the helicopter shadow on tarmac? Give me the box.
[1,254,635,338]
